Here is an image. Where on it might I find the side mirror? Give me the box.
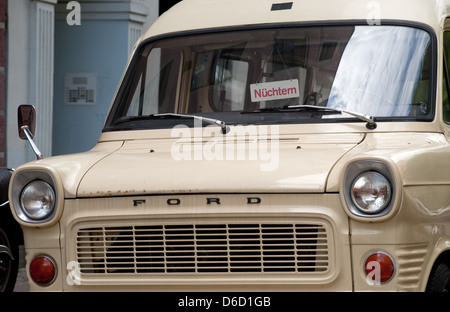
[18,104,36,139]
[17,105,43,160]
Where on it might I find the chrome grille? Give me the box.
[76,223,329,274]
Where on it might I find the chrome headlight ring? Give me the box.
[10,169,59,224]
[343,160,396,219]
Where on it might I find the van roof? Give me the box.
[143,0,450,40]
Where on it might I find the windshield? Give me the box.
[105,24,434,131]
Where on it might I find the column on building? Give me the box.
[29,0,57,159]
[6,0,57,167]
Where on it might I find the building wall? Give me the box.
[52,18,130,155]
[7,0,58,168]
[52,0,157,156]
[6,1,159,167]
[6,0,33,168]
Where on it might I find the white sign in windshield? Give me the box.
[250,79,300,102]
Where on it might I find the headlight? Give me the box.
[20,180,56,220]
[351,172,392,214]
[343,160,397,219]
[10,168,61,226]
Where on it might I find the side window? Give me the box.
[443,31,450,122]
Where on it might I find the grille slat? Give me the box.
[76,223,329,274]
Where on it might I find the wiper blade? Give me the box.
[153,113,230,134]
[114,113,230,134]
[289,105,376,129]
[242,105,376,130]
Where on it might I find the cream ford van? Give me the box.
[9,0,450,291]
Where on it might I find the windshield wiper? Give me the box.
[242,104,377,130]
[290,105,377,129]
[114,113,230,134]
[154,113,230,134]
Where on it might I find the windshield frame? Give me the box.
[103,20,437,133]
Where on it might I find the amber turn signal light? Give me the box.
[365,251,395,284]
[29,255,57,286]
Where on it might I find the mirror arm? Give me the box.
[21,125,43,160]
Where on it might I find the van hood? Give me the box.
[77,133,364,197]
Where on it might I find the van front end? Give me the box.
[10,129,450,292]
[9,0,450,292]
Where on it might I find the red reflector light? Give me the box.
[364,251,395,284]
[29,255,57,286]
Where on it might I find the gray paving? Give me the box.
[13,245,29,292]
